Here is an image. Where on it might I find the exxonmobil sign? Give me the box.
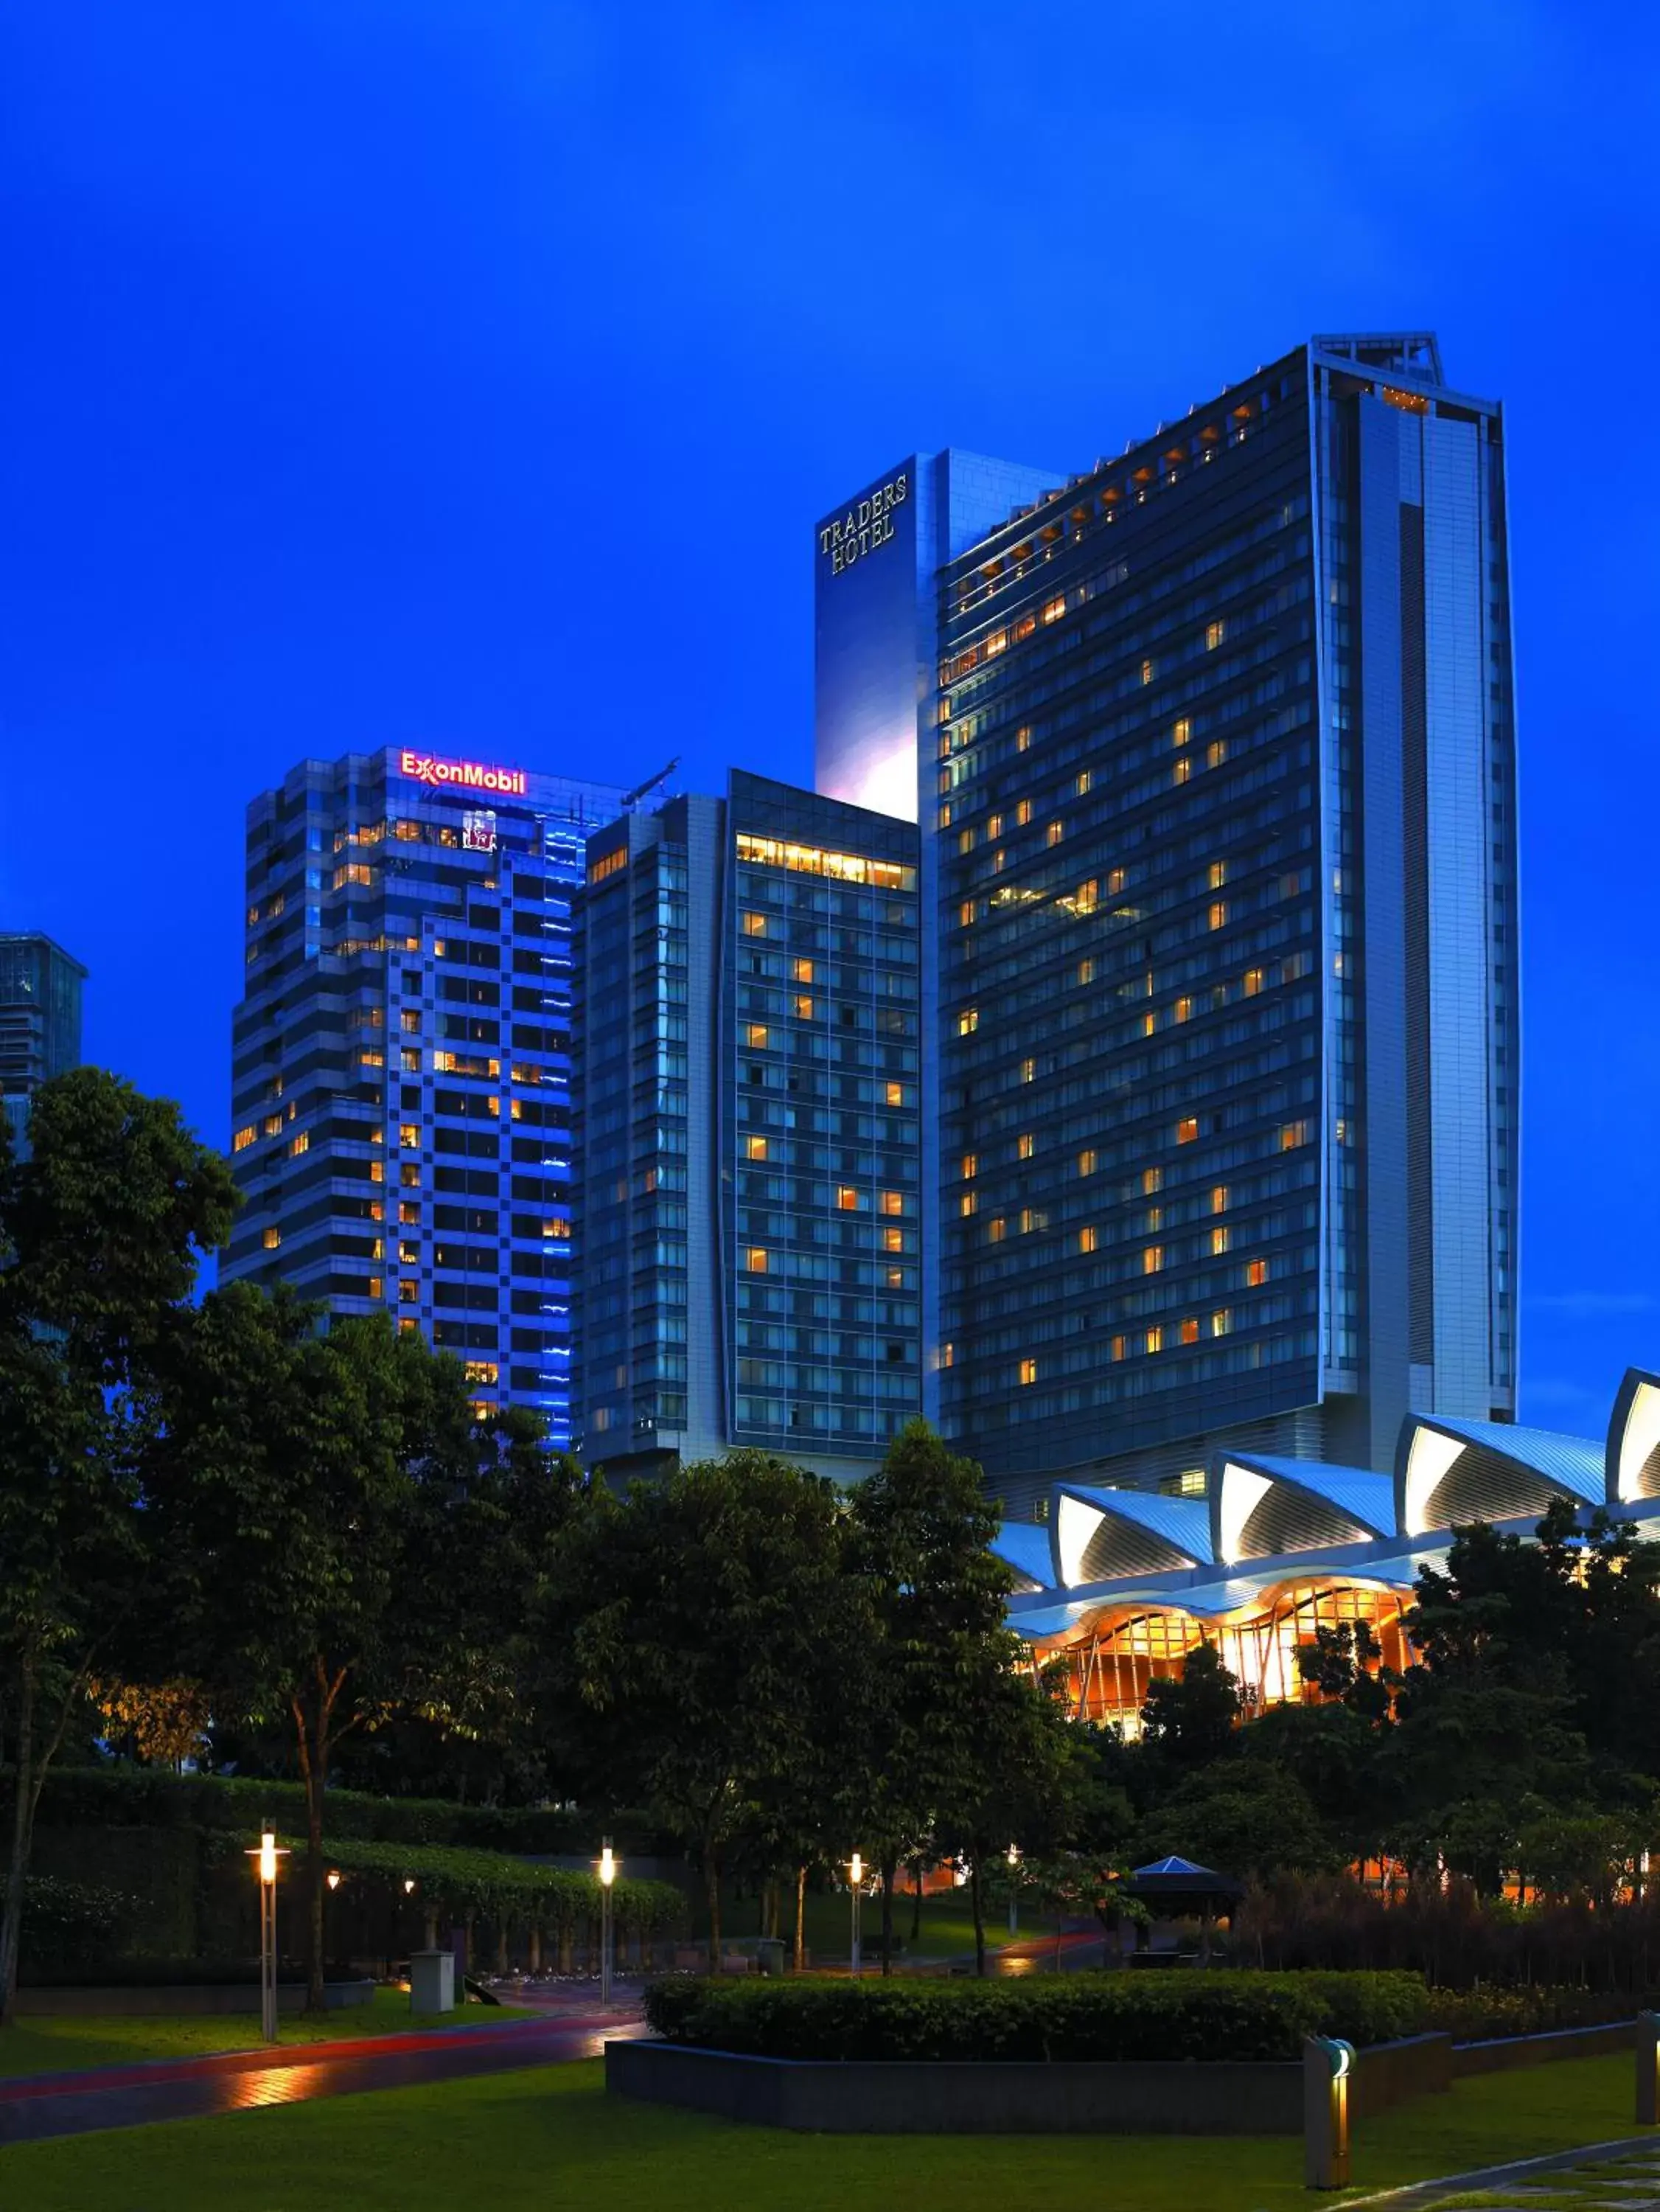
[397,749,528,797]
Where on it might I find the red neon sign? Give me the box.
[398,749,528,798]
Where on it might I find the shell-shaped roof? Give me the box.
[1053,1485,1213,1587]
[1213,1453,1396,1565]
[990,1522,1056,1593]
[1398,1415,1603,1537]
[1610,1370,1660,1505]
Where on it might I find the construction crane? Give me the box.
[621,757,680,812]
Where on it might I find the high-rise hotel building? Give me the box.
[571,770,922,1481]
[816,334,1518,1507]
[224,747,627,1439]
[0,931,86,1151]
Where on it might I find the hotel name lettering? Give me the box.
[819,473,907,576]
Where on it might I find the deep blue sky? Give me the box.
[2,3,1656,1436]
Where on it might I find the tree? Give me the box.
[542,1452,866,1970]
[848,1422,1028,1973]
[146,1284,537,2008]
[0,1070,235,2027]
[1138,1642,1242,1774]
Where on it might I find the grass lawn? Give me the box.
[712,1882,1032,1964]
[0,1988,541,2079]
[1,2050,1650,2211]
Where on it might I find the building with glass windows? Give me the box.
[572,769,922,1481]
[0,931,86,1150]
[998,1368,1659,1737]
[818,335,1518,1513]
[223,747,627,1439]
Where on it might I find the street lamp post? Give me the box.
[244,1828,289,2044]
[599,1840,617,2006]
[848,1853,862,1978]
[1008,1843,1020,1939]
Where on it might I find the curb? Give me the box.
[1342,2130,1660,2208]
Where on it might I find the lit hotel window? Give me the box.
[290,1131,310,1157]
[988,1218,1006,1244]
[1077,958,1095,986]
[1244,967,1264,997]
[1143,1166,1163,1195]
[792,959,814,983]
[262,1228,280,1250]
[1078,1149,1097,1176]
[1212,1225,1231,1255]
[1180,1318,1200,1345]
[1210,860,1227,888]
[1075,771,1092,797]
[399,1124,419,1149]
[1112,1335,1126,1361]
[743,911,767,936]
[1208,901,1227,929]
[1019,1357,1038,1385]
[399,1279,419,1303]
[837,1186,860,1211]
[1143,1245,1164,1274]
[1078,1225,1098,1254]
[793,995,814,1020]
[940,1342,955,1369]
[959,900,976,928]
[263,1113,282,1136]
[745,1136,768,1161]
[1173,718,1190,747]
[233,1124,257,1153]
[1107,867,1126,894]
[1047,821,1064,846]
[1016,726,1031,751]
[882,1228,905,1253]
[880,1192,903,1216]
[1212,1309,1232,1336]
[1173,760,1191,786]
[1140,659,1154,686]
[1246,1258,1270,1287]
[1206,619,1226,650]
[988,813,1003,839]
[746,1248,769,1273]
[1017,1133,1034,1160]
[1281,1121,1311,1150]
[885,1082,904,1107]
[958,828,974,855]
[1019,1058,1035,1083]
[746,1024,769,1049]
[1176,1118,1199,1144]
[960,1192,977,1217]
[1016,800,1032,827]
[1207,741,1227,770]
[1042,595,1066,625]
[1175,996,1191,1023]
[1145,1326,1163,1353]
[1211,1184,1229,1213]
[961,1152,978,1179]
[958,1008,979,1035]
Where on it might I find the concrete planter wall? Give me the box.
[15,1978,377,2018]
[1451,2019,1636,2076]
[605,2036,1451,2135]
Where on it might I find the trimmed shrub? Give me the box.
[1424,1983,1653,2040]
[19,1874,140,1968]
[641,1969,1429,2064]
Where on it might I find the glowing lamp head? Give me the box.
[404,1877,417,1896]
[258,1832,277,1886]
[327,1870,341,1892]
[599,1843,615,1890]
[1008,1843,1020,1868]
[849,1852,862,1887]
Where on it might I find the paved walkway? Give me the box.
[0,2007,644,2149]
[1353,2138,1660,2208]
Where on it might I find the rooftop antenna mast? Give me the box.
[621,757,680,812]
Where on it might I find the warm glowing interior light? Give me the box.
[259,1832,277,1886]
[849,1852,863,1887]
[600,1844,616,1889]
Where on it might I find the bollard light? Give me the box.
[1303,2035,1353,2189]
[1639,2010,1660,2126]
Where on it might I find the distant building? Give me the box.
[820,335,1519,1511]
[223,747,627,1439]
[572,770,923,1481]
[0,931,86,1149]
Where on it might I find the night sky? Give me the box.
[2,2,1656,1436]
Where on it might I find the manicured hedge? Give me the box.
[4,1764,663,1855]
[299,1834,686,1936]
[642,1970,1430,2064]
[1425,1983,1655,2040]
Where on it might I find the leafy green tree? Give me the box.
[541,1451,865,1970]
[1138,1641,1242,1774]
[1130,1763,1338,1881]
[0,1071,235,2027]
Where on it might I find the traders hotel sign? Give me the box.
[398,749,528,797]
[818,471,908,577]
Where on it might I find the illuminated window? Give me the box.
[1018,1208,1036,1235]
[1143,1245,1164,1274]
[986,627,1008,657]
[1112,1335,1126,1361]
[1146,1205,1162,1231]
[1173,759,1191,786]
[958,1009,979,1036]
[398,1241,418,1263]
[958,828,974,855]
[745,1136,768,1161]
[1243,967,1263,997]
[1173,717,1191,747]
[1077,958,1095,986]
[368,1277,383,1299]
[1180,1318,1200,1346]
[359,1050,384,1070]
[991,852,1005,875]
[988,813,1003,839]
[793,995,815,1020]
[399,1124,419,1150]
[1140,658,1154,686]
[882,1227,904,1252]
[1212,1225,1231,1255]
[988,1218,1006,1244]
[464,1360,499,1386]
[746,1024,769,1049]
[1042,594,1066,625]
[1143,1166,1163,1195]
[290,1131,310,1157]
[1016,726,1031,751]
[1016,799,1033,827]
[743,912,767,936]
[1210,860,1227,889]
[1107,867,1126,894]
[400,1048,419,1073]
[880,1191,903,1216]
[1246,1258,1270,1287]
[940,1341,955,1368]
[400,1008,421,1033]
[1019,1058,1035,1083]
[262,1113,282,1137]
[332,863,373,890]
[837,1186,860,1211]
[262,1227,280,1250]
[400,1201,419,1224]
[886,1267,904,1289]
[1176,1117,1199,1144]
[1207,741,1227,770]
[1075,771,1092,796]
[793,959,814,983]
[1281,1121,1311,1149]
[938,804,953,830]
[733,833,916,891]
[1047,820,1064,846]
[960,1191,977,1217]
[746,1247,769,1273]
[369,1161,384,1183]
[233,1125,257,1153]
[1078,1225,1098,1254]
[1017,1133,1034,1160]
[398,1279,418,1303]
[1206,619,1226,650]
[1145,1325,1163,1353]
[961,1152,978,1179]
[1073,879,1098,916]
[1142,1012,1155,1037]
[1211,1184,1229,1214]
[1175,996,1192,1023]
[885,1082,904,1107]
[1019,1357,1038,1385]
[959,900,976,927]
[1078,1149,1097,1176]
[1208,901,1227,929]
[1211,1309,1232,1336]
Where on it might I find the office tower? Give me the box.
[0,931,86,1149]
[224,745,627,1439]
[573,769,923,1481]
[820,334,1518,1509]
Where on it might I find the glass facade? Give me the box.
[0,931,86,1150]
[573,771,923,1477]
[223,748,627,1437]
[914,335,1516,1502]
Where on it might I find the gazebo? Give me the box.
[1125,1856,1244,1965]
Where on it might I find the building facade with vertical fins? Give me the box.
[819,335,1518,1514]
[0,931,86,1150]
[572,770,923,1481]
[223,746,627,1440]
